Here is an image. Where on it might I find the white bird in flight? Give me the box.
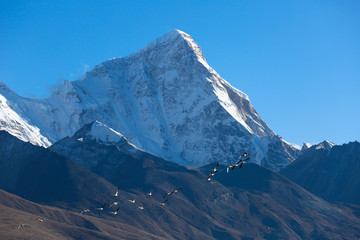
[163,187,182,198]
[239,158,250,168]
[110,207,120,215]
[227,152,249,172]
[114,188,120,197]
[207,163,219,180]
[128,197,137,204]
[110,202,120,208]
[80,209,92,215]
[159,199,168,206]
[96,203,107,211]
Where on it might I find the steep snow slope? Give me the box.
[0,83,50,147]
[0,30,298,170]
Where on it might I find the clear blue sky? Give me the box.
[0,0,359,146]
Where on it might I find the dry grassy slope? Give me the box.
[0,189,165,240]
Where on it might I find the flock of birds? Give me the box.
[79,186,183,216]
[207,152,249,181]
[78,152,249,217]
[17,152,249,229]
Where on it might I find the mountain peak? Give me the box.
[133,29,207,66]
[0,80,13,94]
[314,140,335,150]
[152,29,185,44]
[301,142,312,151]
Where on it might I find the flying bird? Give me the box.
[114,187,120,197]
[110,202,120,208]
[163,187,182,198]
[96,203,107,211]
[207,162,220,180]
[17,224,25,229]
[207,172,215,181]
[227,153,249,172]
[147,190,153,196]
[230,153,249,170]
[211,162,219,173]
[239,158,250,168]
[80,209,92,215]
[110,207,120,215]
[138,205,144,210]
[236,152,247,163]
[163,191,171,198]
[128,197,137,204]
[231,164,238,171]
[159,199,168,206]
[227,164,235,173]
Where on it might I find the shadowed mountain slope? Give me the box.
[0,130,116,208]
[281,141,360,205]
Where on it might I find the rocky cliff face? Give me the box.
[0,30,298,170]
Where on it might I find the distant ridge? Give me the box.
[281,141,360,205]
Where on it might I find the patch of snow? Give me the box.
[303,142,312,148]
[88,121,125,144]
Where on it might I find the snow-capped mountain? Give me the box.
[0,30,298,171]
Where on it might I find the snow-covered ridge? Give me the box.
[0,94,51,147]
